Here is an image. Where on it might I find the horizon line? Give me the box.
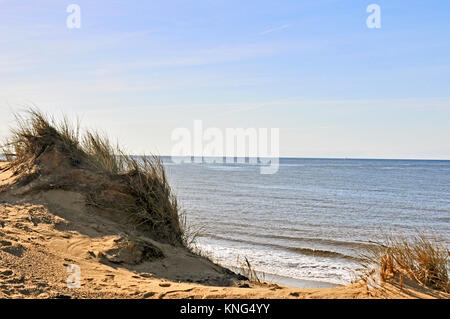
[2,153,448,162]
[153,155,450,161]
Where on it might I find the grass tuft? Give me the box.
[121,155,183,245]
[82,131,124,174]
[359,231,449,292]
[2,109,83,166]
[237,256,263,284]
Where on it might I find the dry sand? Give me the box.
[0,162,447,299]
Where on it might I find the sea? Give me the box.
[163,158,450,287]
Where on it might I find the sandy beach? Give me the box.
[0,161,447,299]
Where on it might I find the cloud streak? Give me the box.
[260,24,290,35]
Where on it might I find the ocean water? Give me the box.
[163,158,450,286]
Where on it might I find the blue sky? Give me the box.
[0,0,449,159]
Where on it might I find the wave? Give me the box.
[203,234,360,261]
[225,230,376,250]
[285,246,355,259]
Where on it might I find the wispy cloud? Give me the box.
[93,42,297,73]
[260,24,290,35]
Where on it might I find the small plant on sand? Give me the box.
[237,256,263,284]
[359,231,449,293]
[178,211,206,249]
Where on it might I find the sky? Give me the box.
[0,0,449,159]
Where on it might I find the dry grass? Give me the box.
[2,109,83,166]
[1,108,186,246]
[178,212,206,249]
[82,131,124,174]
[359,231,449,292]
[237,256,263,284]
[121,155,183,245]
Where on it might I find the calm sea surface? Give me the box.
[163,158,450,286]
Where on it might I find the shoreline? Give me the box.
[226,265,340,288]
[261,272,339,289]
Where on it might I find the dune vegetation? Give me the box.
[359,232,449,293]
[1,109,185,246]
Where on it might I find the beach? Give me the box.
[165,158,450,287]
[1,160,447,299]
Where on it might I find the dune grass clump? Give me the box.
[359,232,449,292]
[82,131,124,174]
[120,155,184,245]
[1,109,185,246]
[2,110,83,166]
